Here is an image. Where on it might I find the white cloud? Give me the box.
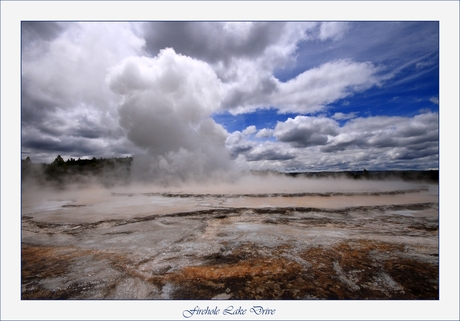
[416,60,436,69]
[318,22,350,41]
[274,60,381,114]
[242,125,257,136]
[332,112,358,120]
[188,22,381,116]
[23,23,145,112]
[429,96,439,105]
[225,130,256,161]
[419,108,431,113]
[245,142,296,163]
[22,22,147,162]
[141,22,316,118]
[255,128,274,138]
[225,59,381,115]
[322,113,438,165]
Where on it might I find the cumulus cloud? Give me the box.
[274,60,381,113]
[140,22,381,116]
[22,22,146,162]
[274,116,339,147]
[256,128,274,138]
[225,131,256,160]
[242,125,257,136]
[23,23,145,113]
[141,22,310,116]
[224,59,382,115]
[141,22,307,67]
[324,113,438,151]
[245,147,296,162]
[106,48,235,184]
[236,111,438,171]
[332,112,358,120]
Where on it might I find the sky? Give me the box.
[21,21,439,173]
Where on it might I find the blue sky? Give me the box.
[214,22,438,129]
[22,21,439,172]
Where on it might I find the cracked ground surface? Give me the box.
[21,179,438,299]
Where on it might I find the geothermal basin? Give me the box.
[21,175,439,300]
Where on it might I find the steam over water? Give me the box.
[22,175,439,300]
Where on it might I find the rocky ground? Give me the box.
[21,181,439,300]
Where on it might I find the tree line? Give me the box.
[22,155,133,187]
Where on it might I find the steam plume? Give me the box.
[106,48,236,185]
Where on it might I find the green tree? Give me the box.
[52,155,65,166]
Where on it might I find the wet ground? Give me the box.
[21,179,439,300]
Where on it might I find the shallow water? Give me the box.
[22,179,437,223]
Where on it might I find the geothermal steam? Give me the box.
[106,48,235,184]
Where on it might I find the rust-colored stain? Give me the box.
[22,240,438,300]
[22,245,93,280]
[21,199,439,300]
[163,257,303,300]
[148,241,437,300]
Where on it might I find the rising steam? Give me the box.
[106,48,237,185]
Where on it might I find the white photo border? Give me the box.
[1,1,458,320]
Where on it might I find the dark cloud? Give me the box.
[246,149,295,162]
[394,147,438,161]
[274,116,339,147]
[22,135,96,155]
[22,137,67,153]
[21,77,63,126]
[229,145,253,159]
[22,21,65,46]
[72,127,105,140]
[21,99,53,126]
[141,22,288,65]
[320,138,367,153]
